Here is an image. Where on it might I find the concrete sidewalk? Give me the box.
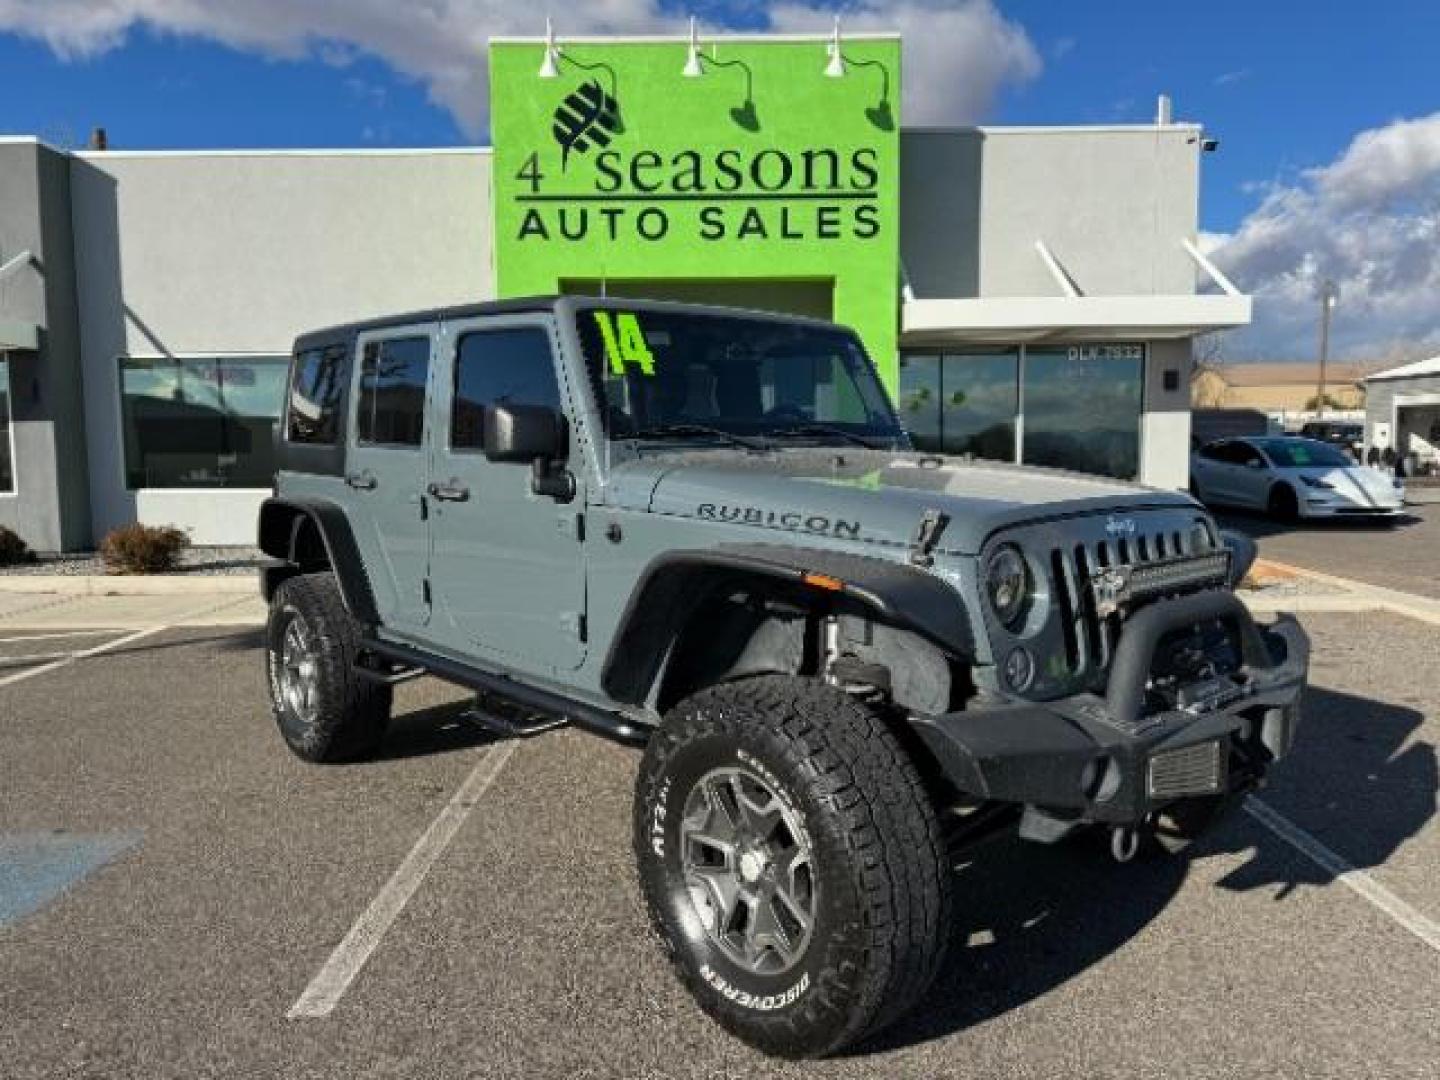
[0,592,265,629]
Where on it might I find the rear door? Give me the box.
[1231,441,1272,507]
[427,314,587,673]
[1192,441,1234,505]
[344,325,437,628]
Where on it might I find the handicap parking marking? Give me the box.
[0,831,143,929]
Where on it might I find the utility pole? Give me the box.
[1316,279,1338,418]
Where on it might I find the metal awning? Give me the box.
[902,293,1252,344]
[901,236,1252,344]
[0,317,39,351]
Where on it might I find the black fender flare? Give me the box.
[600,543,975,706]
[256,497,379,625]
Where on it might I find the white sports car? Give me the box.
[1190,436,1405,521]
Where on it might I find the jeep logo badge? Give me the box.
[1105,516,1137,537]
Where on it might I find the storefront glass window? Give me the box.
[0,357,13,493]
[897,350,1018,462]
[120,356,287,488]
[1022,344,1144,480]
[897,355,941,452]
[940,350,1018,461]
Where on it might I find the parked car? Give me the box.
[259,298,1309,1058]
[1298,420,1363,459]
[1191,436,1404,521]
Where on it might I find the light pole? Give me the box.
[1316,279,1339,419]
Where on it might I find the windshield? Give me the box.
[1258,438,1354,468]
[574,306,903,444]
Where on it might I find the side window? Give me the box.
[1199,441,1227,462]
[1238,444,1265,467]
[357,336,430,447]
[287,344,347,445]
[451,328,562,451]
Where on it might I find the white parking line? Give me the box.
[0,598,249,690]
[0,629,126,644]
[1245,796,1440,952]
[287,740,519,1020]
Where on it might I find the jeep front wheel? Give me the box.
[633,674,951,1058]
[266,572,391,762]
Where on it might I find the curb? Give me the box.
[1246,558,1440,627]
[0,574,258,597]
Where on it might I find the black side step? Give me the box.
[355,663,426,687]
[358,637,652,748]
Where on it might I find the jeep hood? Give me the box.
[605,449,1202,555]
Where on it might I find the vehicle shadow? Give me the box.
[855,683,1435,1056]
[372,700,504,762]
[1213,507,1421,540]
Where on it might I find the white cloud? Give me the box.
[1209,111,1440,360]
[0,0,1040,136]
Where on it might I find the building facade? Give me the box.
[0,32,1247,550]
[1363,357,1440,470]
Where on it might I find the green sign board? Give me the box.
[490,36,902,389]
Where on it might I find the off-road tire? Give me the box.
[1268,483,1300,523]
[633,674,952,1058]
[266,571,391,762]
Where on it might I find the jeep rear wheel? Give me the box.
[266,572,391,762]
[633,674,951,1058]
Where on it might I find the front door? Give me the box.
[428,315,586,673]
[345,327,436,627]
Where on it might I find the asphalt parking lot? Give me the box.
[1218,500,1440,599]
[1,594,1437,1078]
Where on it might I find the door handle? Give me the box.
[345,471,378,491]
[427,480,470,503]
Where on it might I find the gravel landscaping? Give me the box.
[0,546,263,577]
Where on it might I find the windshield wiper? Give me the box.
[625,424,769,453]
[763,424,892,449]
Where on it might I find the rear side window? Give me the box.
[357,336,430,446]
[451,328,562,450]
[287,344,347,445]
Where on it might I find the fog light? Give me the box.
[1003,647,1035,692]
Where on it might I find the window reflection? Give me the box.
[897,355,941,452]
[0,357,12,493]
[120,356,287,488]
[898,344,1144,480]
[1022,345,1143,480]
[940,350,1017,461]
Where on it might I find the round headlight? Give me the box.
[985,545,1031,628]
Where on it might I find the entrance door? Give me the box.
[428,315,586,673]
[345,327,436,627]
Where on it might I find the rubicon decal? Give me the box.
[697,503,861,541]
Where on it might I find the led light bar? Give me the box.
[1091,551,1232,615]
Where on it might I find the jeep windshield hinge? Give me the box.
[909,508,950,567]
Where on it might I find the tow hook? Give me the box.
[1110,825,1141,863]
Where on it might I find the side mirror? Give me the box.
[483,403,574,502]
[1245,458,1264,469]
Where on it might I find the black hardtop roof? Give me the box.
[291,295,846,352]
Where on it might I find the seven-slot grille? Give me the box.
[1049,524,1219,682]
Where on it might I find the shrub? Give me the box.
[0,526,33,567]
[100,524,191,575]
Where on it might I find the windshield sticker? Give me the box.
[697,503,861,541]
[593,311,657,377]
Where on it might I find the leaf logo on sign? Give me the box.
[552,79,621,170]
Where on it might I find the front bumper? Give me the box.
[910,590,1309,827]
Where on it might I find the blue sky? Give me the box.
[2,1,1438,358]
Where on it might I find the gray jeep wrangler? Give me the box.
[259,297,1308,1058]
